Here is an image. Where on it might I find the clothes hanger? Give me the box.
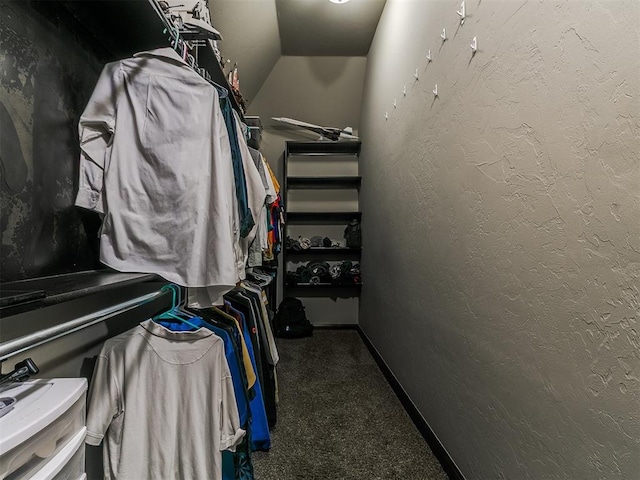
[173,286,204,320]
[162,22,230,100]
[154,284,201,330]
[214,83,230,99]
[186,53,196,69]
[169,284,203,321]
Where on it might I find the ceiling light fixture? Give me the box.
[329,0,350,4]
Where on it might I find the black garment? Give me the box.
[224,291,265,389]
[243,292,277,430]
[241,289,275,366]
[224,290,277,429]
[221,96,254,237]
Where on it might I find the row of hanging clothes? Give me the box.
[86,279,279,480]
[75,20,285,480]
[75,38,284,306]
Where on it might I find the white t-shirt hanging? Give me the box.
[85,319,245,480]
[233,110,268,271]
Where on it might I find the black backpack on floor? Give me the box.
[273,297,313,338]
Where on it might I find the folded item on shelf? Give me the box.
[286,271,298,286]
[307,260,331,281]
[287,260,360,287]
[295,265,312,284]
[329,264,342,279]
[298,237,311,249]
[286,235,346,250]
[335,260,361,286]
[286,236,301,251]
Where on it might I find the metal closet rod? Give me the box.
[0,288,172,363]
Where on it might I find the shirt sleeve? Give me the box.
[263,159,280,194]
[235,115,267,257]
[75,62,121,214]
[261,155,278,205]
[219,354,246,452]
[85,354,121,446]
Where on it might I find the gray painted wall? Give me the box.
[249,55,367,176]
[248,56,367,324]
[210,0,281,105]
[359,0,639,479]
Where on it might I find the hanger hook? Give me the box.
[161,285,178,310]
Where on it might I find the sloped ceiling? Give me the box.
[211,0,385,104]
[276,0,386,56]
[209,0,282,104]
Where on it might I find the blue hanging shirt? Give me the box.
[224,302,271,451]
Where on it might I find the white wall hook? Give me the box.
[426,49,432,62]
[384,111,388,120]
[402,86,407,96]
[433,84,438,97]
[414,68,419,80]
[441,28,447,41]
[393,98,397,108]
[457,1,465,24]
[470,36,477,52]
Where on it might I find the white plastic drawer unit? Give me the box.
[0,378,87,480]
[31,428,86,480]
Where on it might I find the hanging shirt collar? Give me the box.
[140,318,213,341]
[133,47,188,66]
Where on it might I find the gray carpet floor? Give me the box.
[252,329,448,480]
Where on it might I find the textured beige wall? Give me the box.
[248,56,367,323]
[359,0,639,478]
